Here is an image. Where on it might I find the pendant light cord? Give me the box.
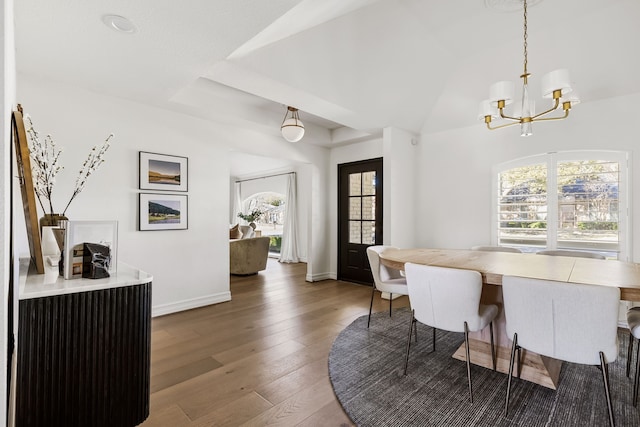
[523,0,528,77]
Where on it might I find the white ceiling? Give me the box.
[14,0,640,173]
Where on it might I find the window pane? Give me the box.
[362,196,375,220]
[349,198,361,220]
[557,160,619,252]
[349,221,361,244]
[362,172,376,195]
[349,173,361,196]
[498,164,548,247]
[495,154,625,258]
[362,221,375,244]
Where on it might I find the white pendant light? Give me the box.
[281,106,305,142]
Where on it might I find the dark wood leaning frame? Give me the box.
[12,104,44,273]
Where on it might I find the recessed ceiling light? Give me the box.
[102,14,138,34]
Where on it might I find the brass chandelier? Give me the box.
[479,0,579,136]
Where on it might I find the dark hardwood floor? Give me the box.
[140,258,409,426]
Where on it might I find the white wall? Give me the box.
[382,127,419,248]
[15,75,334,315]
[304,156,331,281]
[418,93,640,262]
[1,0,16,424]
[17,77,233,315]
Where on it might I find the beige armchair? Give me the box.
[229,236,270,275]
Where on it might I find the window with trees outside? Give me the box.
[241,192,285,255]
[494,151,629,260]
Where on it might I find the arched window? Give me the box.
[493,151,629,260]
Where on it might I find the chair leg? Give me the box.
[634,338,640,407]
[432,327,436,352]
[367,284,376,328]
[505,333,518,417]
[490,321,496,371]
[389,293,393,316]
[627,332,634,378]
[599,352,615,427]
[403,310,416,375]
[464,322,473,403]
[516,346,523,379]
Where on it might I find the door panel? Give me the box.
[338,158,383,284]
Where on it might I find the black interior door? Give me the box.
[338,158,383,284]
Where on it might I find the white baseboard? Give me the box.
[152,291,231,317]
[305,272,335,282]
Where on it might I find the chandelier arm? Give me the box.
[530,99,561,120]
[498,109,522,122]
[486,121,521,131]
[531,110,570,122]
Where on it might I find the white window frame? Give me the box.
[492,150,631,261]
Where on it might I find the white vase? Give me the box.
[41,226,61,257]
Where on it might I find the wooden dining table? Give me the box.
[379,248,640,389]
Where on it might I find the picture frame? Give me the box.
[63,220,118,280]
[139,151,188,191]
[139,193,188,231]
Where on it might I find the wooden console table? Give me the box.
[379,248,640,389]
[17,260,153,427]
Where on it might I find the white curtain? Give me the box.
[232,182,242,225]
[279,173,299,263]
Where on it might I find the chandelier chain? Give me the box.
[523,0,528,76]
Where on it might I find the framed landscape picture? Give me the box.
[139,151,188,191]
[139,193,188,231]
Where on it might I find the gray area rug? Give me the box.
[329,307,640,426]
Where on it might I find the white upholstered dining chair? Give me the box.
[536,249,605,259]
[626,307,640,407]
[471,245,522,253]
[403,263,498,403]
[366,246,408,328]
[502,276,620,426]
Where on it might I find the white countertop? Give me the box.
[19,258,153,300]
